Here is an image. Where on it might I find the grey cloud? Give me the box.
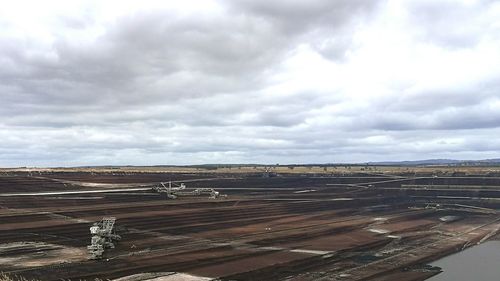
[225,0,380,61]
[356,98,500,132]
[225,0,379,34]
[374,77,500,114]
[1,0,499,166]
[1,0,376,125]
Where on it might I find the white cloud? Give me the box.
[0,0,499,166]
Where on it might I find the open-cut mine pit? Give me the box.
[1,167,500,280]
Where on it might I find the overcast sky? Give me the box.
[1,0,500,167]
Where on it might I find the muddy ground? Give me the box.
[1,169,500,280]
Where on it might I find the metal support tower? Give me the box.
[87,217,121,260]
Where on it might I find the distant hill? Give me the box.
[367,158,500,166]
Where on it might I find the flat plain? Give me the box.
[1,165,500,281]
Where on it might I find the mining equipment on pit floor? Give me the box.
[87,217,121,260]
[152,181,227,199]
[259,166,277,177]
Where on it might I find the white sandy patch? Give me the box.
[0,242,87,268]
[293,189,317,194]
[368,228,390,234]
[113,272,212,281]
[290,249,331,255]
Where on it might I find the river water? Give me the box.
[427,240,500,281]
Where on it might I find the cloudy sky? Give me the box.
[1,0,500,166]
